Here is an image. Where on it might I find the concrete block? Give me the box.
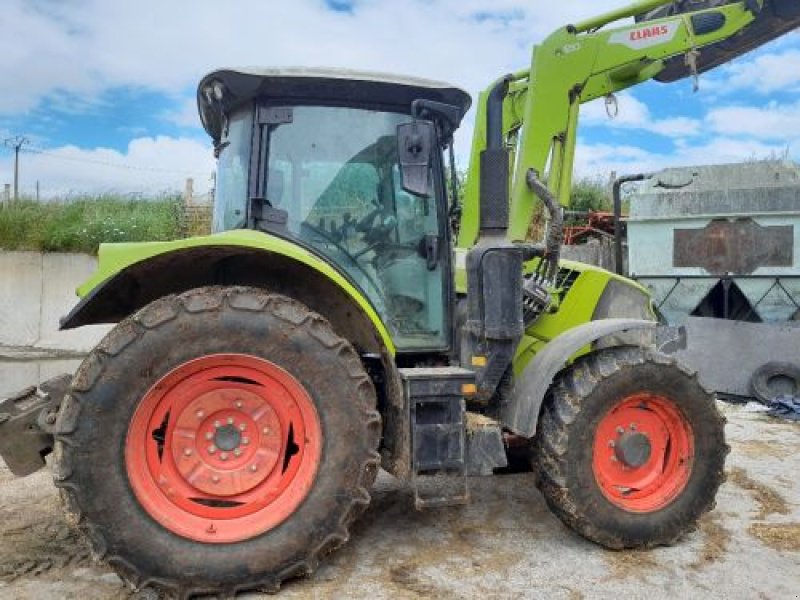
[38,253,111,352]
[0,360,39,398]
[38,358,84,386]
[0,252,43,346]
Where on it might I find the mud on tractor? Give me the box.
[1,0,798,597]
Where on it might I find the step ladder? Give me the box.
[400,367,475,509]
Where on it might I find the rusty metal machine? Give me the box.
[619,161,800,403]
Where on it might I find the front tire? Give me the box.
[53,287,381,597]
[533,346,727,549]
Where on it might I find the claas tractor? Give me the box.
[1,0,798,596]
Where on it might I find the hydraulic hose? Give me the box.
[526,169,563,283]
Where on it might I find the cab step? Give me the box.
[400,367,474,509]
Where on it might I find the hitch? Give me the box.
[0,374,71,477]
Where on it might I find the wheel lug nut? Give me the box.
[239,423,246,432]
[235,400,243,409]
[250,464,257,472]
[616,426,625,435]
[242,437,249,445]
[234,448,242,457]
[205,432,213,441]
[212,475,220,483]
[608,440,615,448]
[263,427,270,435]
[228,417,234,425]
[220,452,228,461]
[208,445,216,454]
[214,420,221,428]
[183,448,192,457]
[630,423,637,431]
[196,410,205,419]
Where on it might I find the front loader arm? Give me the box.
[459,0,772,246]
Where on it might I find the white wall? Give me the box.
[0,252,112,352]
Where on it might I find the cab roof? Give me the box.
[197,67,472,143]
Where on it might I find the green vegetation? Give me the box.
[0,175,614,254]
[570,176,612,212]
[0,194,185,254]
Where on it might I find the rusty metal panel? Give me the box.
[673,218,794,275]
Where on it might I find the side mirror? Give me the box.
[397,121,434,198]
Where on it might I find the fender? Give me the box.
[60,229,395,354]
[502,318,657,437]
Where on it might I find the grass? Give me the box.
[0,194,187,254]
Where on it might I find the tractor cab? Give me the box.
[198,68,471,351]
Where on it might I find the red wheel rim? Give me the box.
[592,393,694,512]
[125,354,322,543]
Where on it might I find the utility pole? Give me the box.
[3,136,29,203]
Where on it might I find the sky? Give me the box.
[0,0,798,197]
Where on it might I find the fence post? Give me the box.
[2,184,9,209]
[184,178,194,207]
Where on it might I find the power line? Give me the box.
[19,144,210,177]
[3,136,29,203]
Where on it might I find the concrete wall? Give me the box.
[0,353,84,397]
[0,252,112,352]
[561,238,617,272]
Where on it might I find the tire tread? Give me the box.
[54,286,381,598]
[533,346,726,550]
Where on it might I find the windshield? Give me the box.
[213,108,253,232]
[264,105,447,350]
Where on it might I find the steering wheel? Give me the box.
[299,221,386,302]
[352,240,417,260]
[300,221,349,252]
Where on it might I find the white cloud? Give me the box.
[711,49,800,95]
[575,136,791,177]
[706,101,800,140]
[2,0,626,116]
[582,93,701,138]
[161,98,201,129]
[0,136,215,197]
[3,0,799,194]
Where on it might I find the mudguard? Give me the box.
[60,230,395,354]
[502,318,657,437]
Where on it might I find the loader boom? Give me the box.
[456,0,795,247]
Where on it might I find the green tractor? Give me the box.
[1,0,797,596]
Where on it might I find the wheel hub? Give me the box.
[171,388,283,497]
[214,424,242,451]
[614,431,652,468]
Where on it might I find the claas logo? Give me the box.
[630,25,670,41]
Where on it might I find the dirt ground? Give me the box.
[0,402,798,600]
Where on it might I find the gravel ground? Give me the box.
[0,402,797,600]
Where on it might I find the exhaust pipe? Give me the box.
[478,74,514,238]
[612,173,649,275]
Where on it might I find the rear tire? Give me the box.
[533,346,727,549]
[750,361,800,404]
[53,287,381,597]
